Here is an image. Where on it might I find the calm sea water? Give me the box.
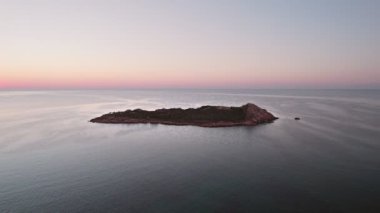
[0,89,379,212]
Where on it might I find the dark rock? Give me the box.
[90,103,278,127]
[294,117,301,120]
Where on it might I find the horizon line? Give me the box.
[1,87,379,91]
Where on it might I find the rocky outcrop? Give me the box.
[90,103,278,127]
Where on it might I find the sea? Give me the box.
[0,89,379,212]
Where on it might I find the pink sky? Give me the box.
[1,0,379,89]
[2,68,378,89]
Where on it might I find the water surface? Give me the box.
[0,90,379,212]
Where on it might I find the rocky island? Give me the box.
[90,103,277,127]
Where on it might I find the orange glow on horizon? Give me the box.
[2,69,378,90]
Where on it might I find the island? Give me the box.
[90,103,278,127]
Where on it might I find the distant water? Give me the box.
[0,89,379,212]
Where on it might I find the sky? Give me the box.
[1,0,379,89]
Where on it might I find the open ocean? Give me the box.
[0,89,379,212]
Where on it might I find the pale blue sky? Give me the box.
[1,0,379,89]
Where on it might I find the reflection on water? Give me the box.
[0,90,379,212]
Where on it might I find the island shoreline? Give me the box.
[90,103,278,128]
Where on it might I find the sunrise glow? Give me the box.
[1,0,379,89]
